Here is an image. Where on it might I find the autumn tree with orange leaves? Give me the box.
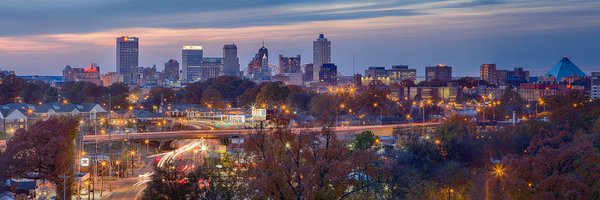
[0,117,80,200]
[243,115,385,199]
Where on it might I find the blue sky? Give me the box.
[0,0,599,77]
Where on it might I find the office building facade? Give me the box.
[480,63,496,84]
[223,44,240,76]
[426,64,452,81]
[164,59,179,83]
[116,36,139,85]
[182,45,203,82]
[279,55,301,74]
[319,63,337,85]
[313,34,331,81]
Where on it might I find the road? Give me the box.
[83,123,440,142]
[101,140,206,200]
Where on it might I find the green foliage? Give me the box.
[435,115,475,141]
[353,130,376,150]
[0,132,7,140]
[255,81,290,105]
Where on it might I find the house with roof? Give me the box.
[163,104,221,118]
[0,107,28,135]
[33,103,106,121]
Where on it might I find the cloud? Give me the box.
[0,0,599,76]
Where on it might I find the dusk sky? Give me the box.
[1,0,599,77]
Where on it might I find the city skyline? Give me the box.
[1,0,600,76]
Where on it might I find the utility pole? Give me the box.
[59,174,69,200]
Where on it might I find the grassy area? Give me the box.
[0,132,7,140]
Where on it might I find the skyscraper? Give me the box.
[223,44,240,76]
[164,59,179,82]
[278,54,301,74]
[116,36,139,85]
[313,34,331,81]
[248,45,268,74]
[425,64,452,81]
[182,45,203,82]
[480,63,496,84]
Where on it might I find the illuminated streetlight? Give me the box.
[492,164,506,178]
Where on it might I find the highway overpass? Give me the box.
[82,123,440,142]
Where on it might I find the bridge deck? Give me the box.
[82,123,440,142]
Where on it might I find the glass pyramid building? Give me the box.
[548,56,586,81]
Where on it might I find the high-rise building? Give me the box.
[62,63,102,85]
[182,45,203,82]
[248,45,268,75]
[116,36,139,85]
[313,34,331,81]
[279,55,301,74]
[201,57,223,81]
[591,72,600,100]
[425,64,452,82]
[303,64,313,82]
[480,63,496,84]
[223,44,240,76]
[164,59,179,82]
[248,45,270,82]
[319,63,337,85]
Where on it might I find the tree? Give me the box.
[144,87,176,108]
[143,153,244,200]
[309,94,339,120]
[183,81,208,104]
[0,117,80,200]
[352,130,377,150]
[201,88,223,108]
[0,74,23,104]
[287,90,313,112]
[255,81,290,106]
[243,116,384,199]
[142,160,193,200]
[502,133,600,199]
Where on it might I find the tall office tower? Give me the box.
[319,63,337,85]
[116,36,139,85]
[313,34,331,81]
[223,44,240,76]
[303,64,314,82]
[480,63,496,84]
[425,64,452,82]
[278,54,301,74]
[248,45,268,75]
[164,59,179,82]
[182,45,203,82]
